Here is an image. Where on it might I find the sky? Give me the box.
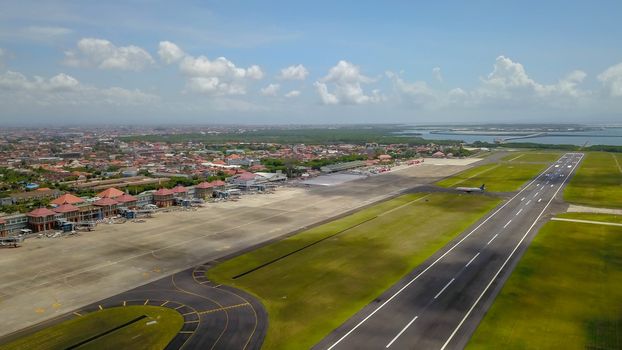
[1,0,622,125]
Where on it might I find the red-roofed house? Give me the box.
[230,172,259,188]
[194,182,214,199]
[53,204,80,222]
[93,197,119,217]
[97,187,124,199]
[27,208,58,232]
[115,194,138,208]
[51,193,84,206]
[0,218,7,237]
[153,188,174,207]
[172,185,188,197]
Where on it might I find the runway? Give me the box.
[316,153,583,350]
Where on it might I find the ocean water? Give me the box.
[401,128,622,146]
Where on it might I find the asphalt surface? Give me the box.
[86,263,267,350]
[0,263,267,350]
[315,152,584,350]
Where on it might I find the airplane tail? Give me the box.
[480,184,486,190]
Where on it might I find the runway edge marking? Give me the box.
[325,159,560,350]
[439,153,583,350]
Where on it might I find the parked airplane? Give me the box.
[456,184,485,193]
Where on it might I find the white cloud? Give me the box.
[387,71,440,107]
[0,70,157,106]
[247,65,264,80]
[477,56,588,101]
[279,64,309,80]
[64,38,155,71]
[432,67,443,82]
[284,90,301,98]
[314,60,382,105]
[162,41,264,96]
[260,83,280,96]
[158,41,185,64]
[598,62,622,97]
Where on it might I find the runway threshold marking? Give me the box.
[465,253,480,268]
[434,278,455,300]
[325,159,561,350]
[143,299,149,305]
[503,220,512,228]
[440,153,583,350]
[161,300,169,306]
[385,315,418,348]
[487,234,499,245]
[98,305,103,311]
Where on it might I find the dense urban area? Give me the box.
[0,126,475,237]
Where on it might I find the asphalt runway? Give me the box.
[315,153,584,350]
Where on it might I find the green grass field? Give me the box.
[436,162,547,192]
[468,213,622,350]
[208,193,500,350]
[564,152,622,209]
[502,151,562,163]
[0,306,183,350]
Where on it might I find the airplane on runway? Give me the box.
[456,184,485,193]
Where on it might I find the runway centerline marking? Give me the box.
[434,278,455,300]
[521,197,525,201]
[525,200,531,205]
[538,198,542,203]
[516,209,523,216]
[325,159,561,350]
[440,153,583,350]
[465,252,480,268]
[487,234,499,245]
[385,315,418,348]
[503,220,512,228]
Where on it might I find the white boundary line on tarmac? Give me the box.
[325,158,561,350]
[439,153,584,350]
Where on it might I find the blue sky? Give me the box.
[1,0,621,125]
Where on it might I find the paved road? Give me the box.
[316,153,583,350]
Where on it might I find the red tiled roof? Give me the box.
[53,204,79,213]
[211,180,226,186]
[154,188,174,196]
[115,194,138,203]
[172,185,187,193]
[27,208,57,217]
[93,198,119,206]
[195,182,215,189]
[237,172,257,181]
[51,193,84,205]
[0,218,6,225]
[97,187,124,199]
